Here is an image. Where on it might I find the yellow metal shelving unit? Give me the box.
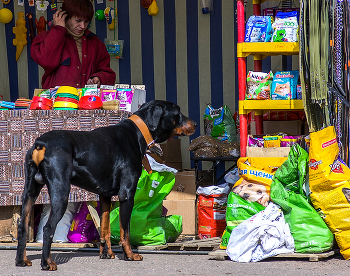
[237,0,304,157]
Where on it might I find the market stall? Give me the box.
[0,109,130,206]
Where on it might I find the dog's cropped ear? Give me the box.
[146,105,164,131]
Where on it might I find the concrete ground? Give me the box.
[1,249,350,276]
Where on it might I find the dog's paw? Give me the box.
[99,252,115,259]
[41,261,57,271]
[15,259,32,267]
[124,253,143,261]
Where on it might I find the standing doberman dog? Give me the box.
[15,100,197,270]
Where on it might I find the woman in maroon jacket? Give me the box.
[31,0,116,89]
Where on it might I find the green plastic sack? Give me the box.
[220,192,265,249]
[110,169,182,246]
[162,214,182,243]
[270,144,334,253]
[204,105,237,142]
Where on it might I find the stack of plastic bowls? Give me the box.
[53,86,79,110]
[30,96,53,110]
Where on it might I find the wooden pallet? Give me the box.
[137,237,221,252]
[0,242,97,248]
[208,249,339,262]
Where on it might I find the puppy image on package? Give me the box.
[232,179,270,207]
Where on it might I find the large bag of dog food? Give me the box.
[110,165,181,246]
[197,184,230,239]
[220,192,265,249]
[309,126,350,259]
[67,201,100,243]
[203,104,237,142]
[220,157,286,248]
[270,143,334,253]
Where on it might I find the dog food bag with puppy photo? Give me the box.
[309,126,350,259]
[220,157,286,249]
[270,144,334,253]
[220,191,265,249]
[246,71,273,100]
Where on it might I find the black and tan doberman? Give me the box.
[15,100,196,270]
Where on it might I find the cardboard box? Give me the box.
[246,146,291,157]
[0,206,34,242]
[250,120,304,135]
[150,139,183,170]
[164,162,182,171]
[166,170,196,200]
[161,139,182,163]
[163,200,196,235]
[34,89,45,97]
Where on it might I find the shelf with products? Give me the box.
[237,0,304,157]
[237,42,299,59]
[239,99,304,115]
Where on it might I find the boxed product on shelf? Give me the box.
[250,120,304,136]
[271,70,299,100]
[246,71,273,100]
[116,88,134,112]
[271,11,299,42]
[246,146,291,157]
[244,15,273,42]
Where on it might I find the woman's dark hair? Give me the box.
[62,0,94,21]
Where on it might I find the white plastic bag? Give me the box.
[226,202,294,262]
[36,202,79,243]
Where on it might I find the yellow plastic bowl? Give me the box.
[53,101,79,109]
[56,86,79,96]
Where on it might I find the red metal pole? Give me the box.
[237,0,248,157]
[253,3,261,16]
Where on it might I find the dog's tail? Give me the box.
[31,141,46,184]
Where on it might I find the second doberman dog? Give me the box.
[15,100,197,270]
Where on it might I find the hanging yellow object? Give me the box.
[13,12,27,61]
[104,7,117,30]
[0,8,13,24]
[148,0,159,16]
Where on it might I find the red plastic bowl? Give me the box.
[78,96,103,110]
[30,96,53,110]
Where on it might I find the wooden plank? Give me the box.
[208,249,338,262]
[0,242,97,248]
[87,201,101,235]
[137,245,168,251]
